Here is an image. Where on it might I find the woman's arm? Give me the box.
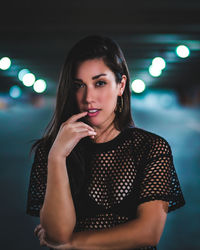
[40,112,96,244]
[70,200,169,250]
[40,156,76,244]
[37,200,168,249]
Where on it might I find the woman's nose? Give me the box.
[84,88,95,103]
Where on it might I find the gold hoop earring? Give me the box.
[119,95,123,113]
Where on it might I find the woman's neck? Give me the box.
[92,122,120,143]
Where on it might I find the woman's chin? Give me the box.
[86,118,100,128]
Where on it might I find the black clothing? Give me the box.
[26,127,185,250]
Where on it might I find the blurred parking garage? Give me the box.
[0,1,200,249]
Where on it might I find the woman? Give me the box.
[26,35,185,250]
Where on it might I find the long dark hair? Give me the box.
[29,35,135,206]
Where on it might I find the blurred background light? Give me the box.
[176,45,190,58]
[18,69,30,81]
[159,92,177,108]
[33,79,47,93]
[9,85,22,98]
[0,57,11,70]
[152,57,166,70]
[149,64,162,77]
[22,73,35,86]
[131,79,146,93]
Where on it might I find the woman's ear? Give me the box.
[119,74,127,96]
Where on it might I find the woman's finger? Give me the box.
[71,121,95,131]
[38,229,47,246]
[34,224,42,236]
[79,129,97,139]
[39,236,47,247]
[72,127,97,136]
[38,228,45,239]
[67,111,88,124]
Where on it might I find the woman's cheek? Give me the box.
[76,92,83,106]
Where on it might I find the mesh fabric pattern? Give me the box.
[26,127,185,250]
[26,142,47,216]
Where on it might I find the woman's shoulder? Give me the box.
[126,127,173,163]
[32,138,51,163]
[126,126,171,149]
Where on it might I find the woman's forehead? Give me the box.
[75,58,114,79]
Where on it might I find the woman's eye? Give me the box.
[96,81,106,87]
[74,83,85,89]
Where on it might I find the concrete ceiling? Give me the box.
[0,0,200,95]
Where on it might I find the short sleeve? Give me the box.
[137,136,185,212]
[26,142,48,217]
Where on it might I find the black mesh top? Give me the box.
[26,126,185,250]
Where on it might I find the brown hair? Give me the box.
[29,35,135,201]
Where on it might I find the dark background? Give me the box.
[0,1,199,249]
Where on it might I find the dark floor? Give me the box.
[0,93,199,250]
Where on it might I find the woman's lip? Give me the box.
[87,109,100,111]
[84,109,101,112]
[87,110,100,117]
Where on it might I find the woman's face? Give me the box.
[74,58,126,130]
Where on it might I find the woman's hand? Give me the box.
[34,224,46,247]
[34,224,74,249]
[48,112,96,161]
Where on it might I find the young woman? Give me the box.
[26,35,185,250]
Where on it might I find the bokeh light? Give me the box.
[131,79,146,93]
[149,65,162,77]
[176,45,190,58]
[33,79,47,93]
[9,85,22,98]
[18,69,30,81]
[152,57,166,70]
[22,73,36,87]
[0,57,11,70]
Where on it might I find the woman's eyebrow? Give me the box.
[92,73,107,80]
[73,73,107,82]
[73,78,83,83]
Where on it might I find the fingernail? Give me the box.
[89,131,96,135]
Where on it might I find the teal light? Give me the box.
[18,69,30,81]
[0,57,11,70]
[131,79,145,93]
[22,73,36,87]
[149,65,162,77]
[149,56,166,77]
[176,45,190,58]
[9,85,22,98]
[152,57,166,70]
[33,79,47,93]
